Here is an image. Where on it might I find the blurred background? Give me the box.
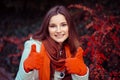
[0,0,120,80]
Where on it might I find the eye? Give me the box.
[49,24,56,28]
[61,23,67,27]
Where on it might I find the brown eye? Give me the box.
[49,24,56,28]
[62,24,66,26]
[61,23,67,27]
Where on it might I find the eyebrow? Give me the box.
[49,21,67,25]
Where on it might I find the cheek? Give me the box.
[66,31,69,38]
[48,28,54,36]
[66,27,69,35]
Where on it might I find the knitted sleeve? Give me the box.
[71,67,89,80]
[15,38,41,80]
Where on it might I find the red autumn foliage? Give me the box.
[68,4,120,80]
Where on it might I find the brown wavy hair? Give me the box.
[33,5,80,56]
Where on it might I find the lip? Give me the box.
[55,34,64,39]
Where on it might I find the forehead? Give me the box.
[49,14,67,24]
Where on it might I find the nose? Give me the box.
[56,26,61,32]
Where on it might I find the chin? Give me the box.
[54,38,68,44]
[56,40,64,44]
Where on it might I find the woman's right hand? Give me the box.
[24,44,43,73]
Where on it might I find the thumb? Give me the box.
[31,44,37,52]
[75,47,83,58]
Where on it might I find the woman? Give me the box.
[15,5,89,80]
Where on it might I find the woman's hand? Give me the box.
[65,47,87,76]
[24,44,43,73]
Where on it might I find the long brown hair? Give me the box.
[34,5,80,56]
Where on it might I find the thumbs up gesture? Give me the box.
[65,47,87,76]
[24,44,43,73]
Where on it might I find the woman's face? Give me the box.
[48,14,69,44]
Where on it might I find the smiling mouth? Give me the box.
[55,34,64,38]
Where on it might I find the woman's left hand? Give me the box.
[65,47,87,76]
[65,57,87,76]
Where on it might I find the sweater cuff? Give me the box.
[71,67,89,80]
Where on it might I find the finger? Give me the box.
[65,58,72,63]
[75,47,83,57]
[65,62,69,69]
[65,58,70,62]
[31,44,37,52]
